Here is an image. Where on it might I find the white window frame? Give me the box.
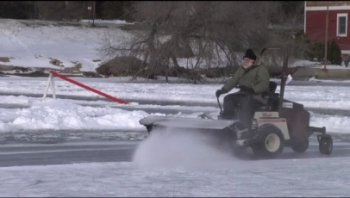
[337,13,348,37]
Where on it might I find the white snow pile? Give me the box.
[0,99,148,132]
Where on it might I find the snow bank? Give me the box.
[0,19,132,72]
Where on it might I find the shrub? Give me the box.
[96,56,145,77]
[305,40,342,65]
[328,40,342,65]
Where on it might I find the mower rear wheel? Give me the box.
[145,125,153,133]
[319,135,333,155]
[251,124,284,158]
[291,138,309,153]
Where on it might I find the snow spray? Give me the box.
[132,127,238,170]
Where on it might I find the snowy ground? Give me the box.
[0,76,349,134]
[0,76,350,196]
[1,18,350,197]
[0,19,132,72]
[1,157,349,197]
[1,132,350,197]
[2,18,350,74]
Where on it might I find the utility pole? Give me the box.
[92,1,96,27]
[324,1,329,70]
[88,1,96,27]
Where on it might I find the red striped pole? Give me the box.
[49,71,128,104]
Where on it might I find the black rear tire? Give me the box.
[291,138,309,153]
[251,124,284,158]
[145,125,153,134]
[319,135,333,155]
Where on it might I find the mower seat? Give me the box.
[256,81,279,111]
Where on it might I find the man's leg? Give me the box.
[237,94,255,129]
[221,93,241,119]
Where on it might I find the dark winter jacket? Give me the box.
[220,63,270,103]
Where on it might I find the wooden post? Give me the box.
[43,73,56,99]
[324,2,329,70]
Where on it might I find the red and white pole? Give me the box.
[49,71,128,105]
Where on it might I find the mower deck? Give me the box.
[140,115,238,131]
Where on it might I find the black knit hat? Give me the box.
[243,48,257,60]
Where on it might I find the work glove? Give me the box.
[239,85,255,94]
[216,89,225,97]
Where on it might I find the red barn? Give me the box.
[305,1,350,62]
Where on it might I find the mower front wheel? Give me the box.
[251,124,284,158]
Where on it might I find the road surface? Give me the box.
[1,135,350,167]
[0,141,139,167]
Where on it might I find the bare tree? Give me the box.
[36,1,89,21]
[105,1,305,81]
